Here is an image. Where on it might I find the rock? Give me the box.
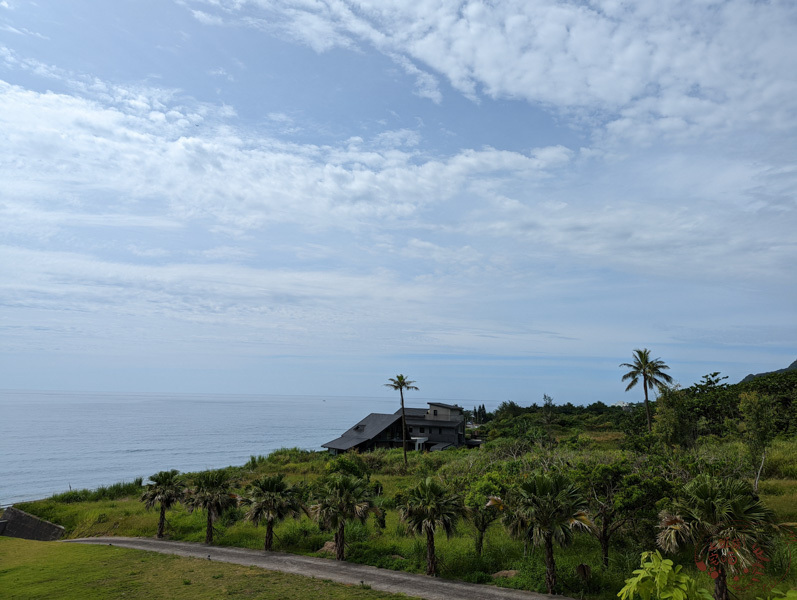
[319,541,337,555]
[492,570,519,579]
[390,554,405,560]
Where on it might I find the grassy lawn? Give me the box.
[0,537,420,600]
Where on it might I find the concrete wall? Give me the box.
[0,507,64,541]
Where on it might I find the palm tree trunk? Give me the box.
[205,510,214,544]
[476,529,484,557]
[158,505,166,538]
[426,525,436,576]
[713,565,729,600]
[600,532,610,569]
[265,522,274,551]
[754,450,766,492]
[643,377,652,432]
[336,521,345,561]
[400,389,408,467]
[544,533,557,594]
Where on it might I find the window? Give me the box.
[433,409,438,416]
[439,427,443,434]
[420,427,425,434]
[409,427,413,433]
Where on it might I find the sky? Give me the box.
[1,0,795,405]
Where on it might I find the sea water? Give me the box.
[0,390,436,506]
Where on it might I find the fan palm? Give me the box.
[240,474,305,551]
[384,374,418,467]
[399,477,465,576]
[184,470,237,545]
[657,474,777,600]
[514,472,591,594]
[620,348,674,432]
[140,469,183,538]
[309,474,378,561]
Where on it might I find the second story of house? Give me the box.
[424,402,463,421]
[396,402,466,448]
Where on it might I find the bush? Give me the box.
[463,571,493,584]
[49,479,144,503]
[266,448,317,466]
[326,453,370,480]
[278,519,327,551]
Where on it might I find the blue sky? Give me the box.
[1,0,795,405]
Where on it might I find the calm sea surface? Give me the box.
[0,390,437,506]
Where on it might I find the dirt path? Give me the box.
[68,537,565,600]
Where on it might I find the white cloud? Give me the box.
[2,70,793,292]
[191,9,224,25]
[181,0,797,145]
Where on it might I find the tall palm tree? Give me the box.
[184,470,237,545]
[657,475,777,600]
[399,477,465,576]
[240,474,304,551]
[309,474,377,561]
[513,472,590,594]
[384,374,418,467]
[140,469,183,538]
[620,348,674,432]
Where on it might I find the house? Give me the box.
[322,401,468,455]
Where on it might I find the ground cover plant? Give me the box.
[14,369,797,600]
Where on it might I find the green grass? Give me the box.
[0,537,420,600]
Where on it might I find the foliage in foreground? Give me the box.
[618,551,712,600]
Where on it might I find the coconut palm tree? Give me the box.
[657,475,777,600]
[240,474,305,551]
[140,469,183,538]
[384,374,418,467]
[398,477,466,576]
[620,348,674,432]
[513,472,590,594]
[309,474,377,561]
[184,470,237,545]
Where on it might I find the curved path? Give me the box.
[68,537,565,600]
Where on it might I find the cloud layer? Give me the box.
[0,1,795,399]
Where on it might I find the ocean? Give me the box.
[0,390,449,506]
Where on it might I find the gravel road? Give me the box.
[68,537,568,600]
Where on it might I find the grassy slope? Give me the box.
[0,537,419,600]
[12,440,797,599]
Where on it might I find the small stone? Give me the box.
[319,541,337,555]
[492,570,519,579]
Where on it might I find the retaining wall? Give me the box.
[0,507,64,541]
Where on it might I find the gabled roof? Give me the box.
[321,412,402,451]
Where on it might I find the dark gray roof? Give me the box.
[396,407,427,417]
[321,412,401,451]
[429,442,454,451]
[427,402,463,410]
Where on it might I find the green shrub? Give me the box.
[48,479,143,504]
[463,571,493,584]
[279,519,326,551]
[618,550,711,600]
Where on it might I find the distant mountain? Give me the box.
[741,359,797,383]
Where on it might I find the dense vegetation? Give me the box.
[12,369,797,600]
